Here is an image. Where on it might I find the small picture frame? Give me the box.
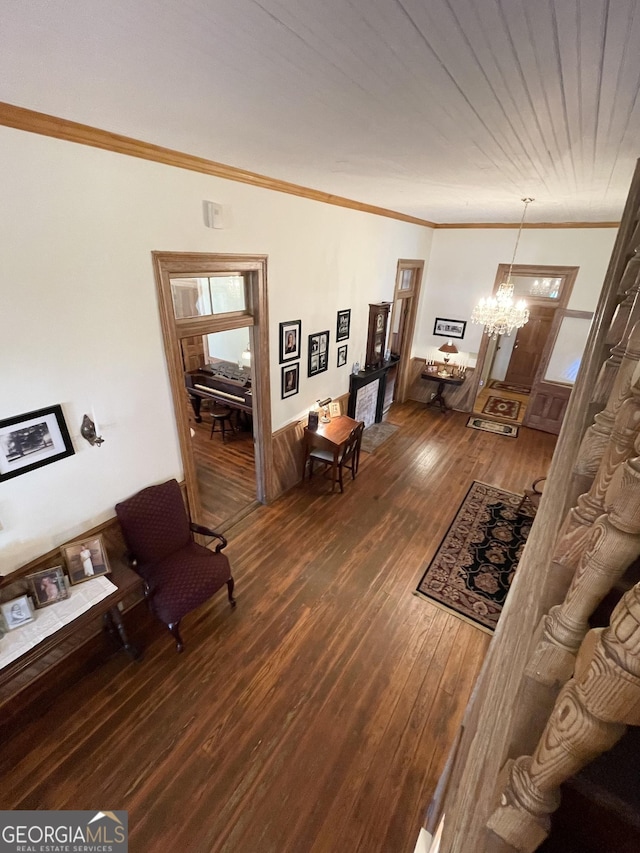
[329,401,341,418]
[1,595,35,630]
[27,566,69,608]
[281,363,299,399]
[337,344,348,367]
[62,534,112,586]
[0,404,75,482]
[308,331,330,377]
[279,320,302,364]
[433,318,467,339]
[336,309,351,342]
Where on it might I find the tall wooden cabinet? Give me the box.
[365,302,391,369]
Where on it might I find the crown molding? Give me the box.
[0,102,621,230]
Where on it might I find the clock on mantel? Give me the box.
[365,302,391,369]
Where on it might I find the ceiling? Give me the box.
[2,0,639,224]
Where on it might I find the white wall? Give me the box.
[0,126,432,573]
[415,227,617,363]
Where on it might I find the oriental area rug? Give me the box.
[482,395,521,420]
[466,417,519,438]
[415,481,535,632]
[490,380,531,395]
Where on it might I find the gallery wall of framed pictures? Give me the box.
[278,307,351,398]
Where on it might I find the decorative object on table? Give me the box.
[336,309,351,341]
[279,319,301,364]
[489,379,532,395]
[307,410,319,430]
[352,361,361,374]
[281,363,299,399]
[337,344,348,367]
[62,534,112,585]
[433,318,467,339]
[0,404,75,482]
[317,397,332,423]
[329,401,341,418]
[466,416,519,437]
[415,481,535,632]
[27,566,69,608]
[360,422,399,455]
[470,197,533,339]
[0,595,35,631]
[308,330,330,377]
[80,413,104,447]
[365,302,391,369]
[482,396,521,421]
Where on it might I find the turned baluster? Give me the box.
[487,582,640,852]
[557,319,640,548]
[527,434,640,686]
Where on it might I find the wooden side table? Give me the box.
[302,415,361,491]
[421,371,465,413]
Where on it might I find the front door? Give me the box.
[504,306,555,388]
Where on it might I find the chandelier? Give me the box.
[471,198,533,339]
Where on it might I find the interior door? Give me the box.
[504,306,555,388]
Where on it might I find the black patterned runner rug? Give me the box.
[415,481,534,632]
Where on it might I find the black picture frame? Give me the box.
[0,404,75,482]
[308,330,329,377]
[281,363,300,399]
[433,318,467,339]
[337,344,348,367]
[336,309,351,342]
[279,320,302,363]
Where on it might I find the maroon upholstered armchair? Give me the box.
[115,479,235,652]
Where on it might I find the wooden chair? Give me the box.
[309,421,365,493]
[516,476,546,515]
[210,405,236,442]
[115,479,235,651]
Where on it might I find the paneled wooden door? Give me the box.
[504,306,555,388]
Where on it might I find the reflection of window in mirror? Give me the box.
[170,274,246,319]
[205,328,252,382]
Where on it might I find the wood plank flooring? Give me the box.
[191,407,257,529]
[0,402,557,853]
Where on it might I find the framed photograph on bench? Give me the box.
[28,566,69,608]
[63,535,112,586]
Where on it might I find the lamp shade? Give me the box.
[438,340,458,355]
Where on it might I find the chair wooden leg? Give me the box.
[227,577,236,605]
[167,621,184,653]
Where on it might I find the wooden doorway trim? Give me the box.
[390,259,424,403]
[468,264,579,408]
[152,252,274,522]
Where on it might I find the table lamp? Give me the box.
[317,397,332,423]
[438,340,458,373]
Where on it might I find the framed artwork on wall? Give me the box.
[281,363,300,398]
[336,309,351,341]
[308,330,329,377]
[0,404,75,482]
[433,317,466,339]
[337,344,348,367]
[279,320,302,363]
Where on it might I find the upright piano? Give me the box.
[185,365,252,422]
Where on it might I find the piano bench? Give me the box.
[210,407,236,442]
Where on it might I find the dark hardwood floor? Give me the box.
[191,406,257,529]
[0,402,557,853]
